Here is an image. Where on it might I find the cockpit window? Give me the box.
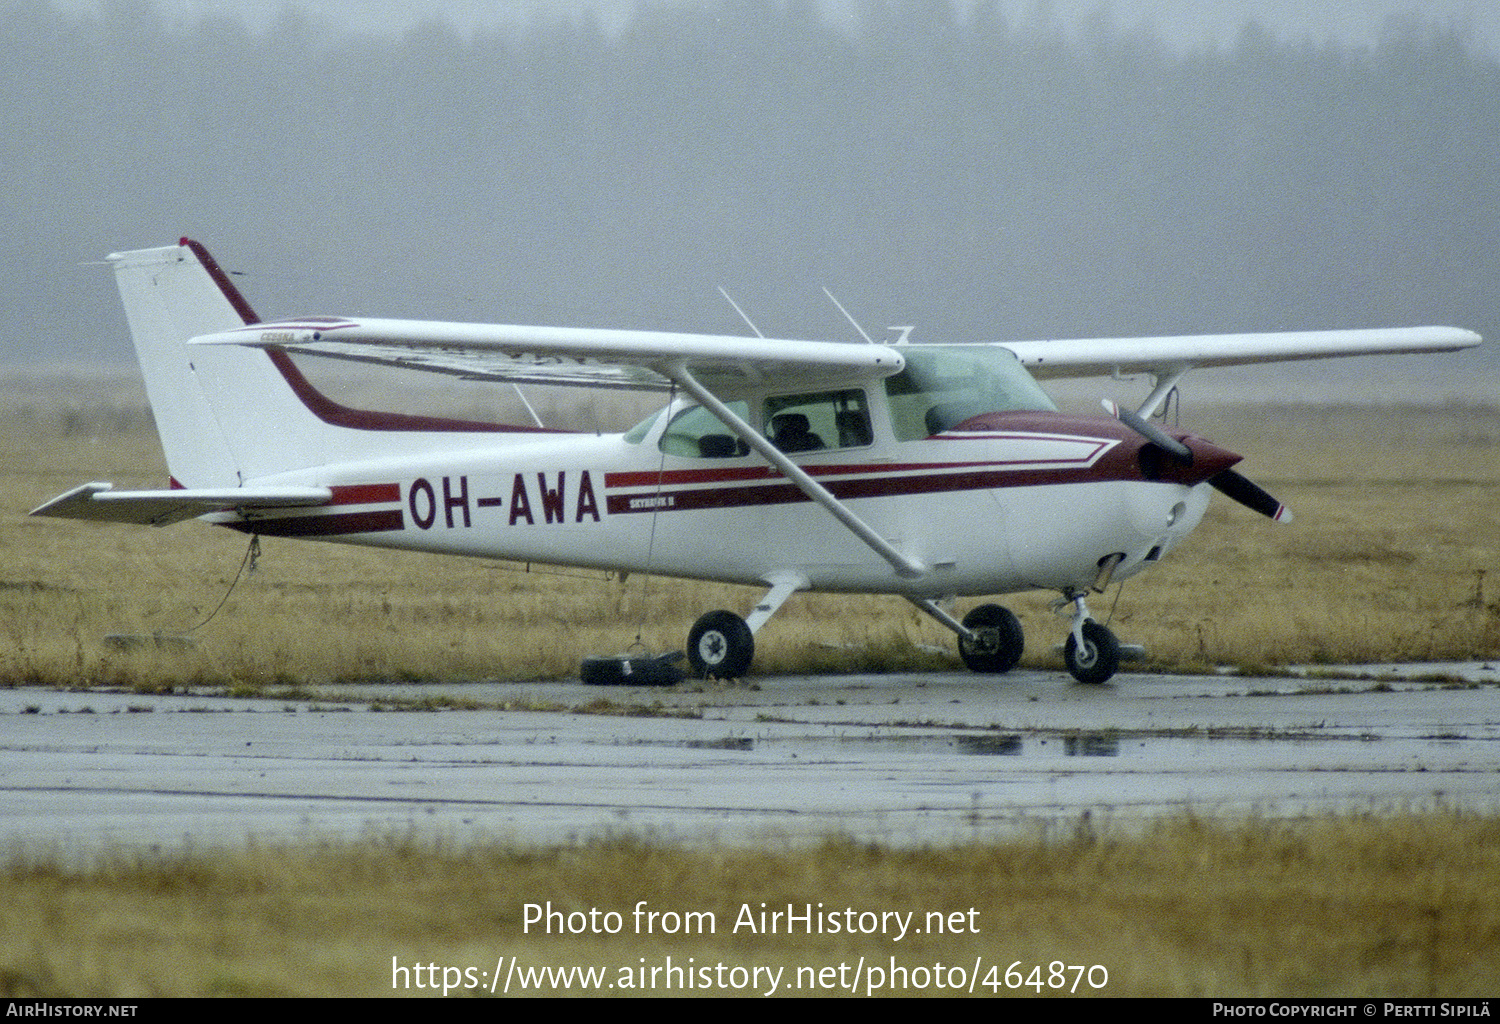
[884,346,1056,440]
[763,389,872,453]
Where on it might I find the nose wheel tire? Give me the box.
[687,610,754,679]
[958,603,1025,673]
[1064,620,1120,685]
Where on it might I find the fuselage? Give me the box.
[221,345,1237,599]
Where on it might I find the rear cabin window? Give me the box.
[763,389,872,453]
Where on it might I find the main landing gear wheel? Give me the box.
[958,604,1025,673]
[1064,620,1120,685]
[687,609,754,679]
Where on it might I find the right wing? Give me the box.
[998,326,1481,379]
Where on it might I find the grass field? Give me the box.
[4,375,1499,997]
[2,814,1497,997]
[3,376,1498,689]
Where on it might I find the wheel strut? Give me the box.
[1061,588,1092,654]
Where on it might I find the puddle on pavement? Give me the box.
[648,729,1495,768]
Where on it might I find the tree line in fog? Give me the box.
[3,1,1496,366]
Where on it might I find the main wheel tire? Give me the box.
[958,604,1025,673]
[1064,620,1120,684]
[686,610,754,679]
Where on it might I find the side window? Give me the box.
[763,389,871,453]
[658,402,750,458]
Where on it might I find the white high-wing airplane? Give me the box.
[32,239,1481,684]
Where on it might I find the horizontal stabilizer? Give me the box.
[30,482,331,527]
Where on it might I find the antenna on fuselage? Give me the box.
[511,384,545,429]
[822,287,875,344]
[718,286,765,338]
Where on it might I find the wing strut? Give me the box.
[1137,366,1189,419]
[663,362,926,580]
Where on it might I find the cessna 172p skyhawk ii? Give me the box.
[31,240,1481,683]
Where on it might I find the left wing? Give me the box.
[190,317,907,393]
[998,325,1480,379]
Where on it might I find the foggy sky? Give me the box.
[7,0,1497,402]
[48,1,1500,54]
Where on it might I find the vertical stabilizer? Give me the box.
[109,240,329,487]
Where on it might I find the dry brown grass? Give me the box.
[3,377,1498,689]
[2,813,1496,997]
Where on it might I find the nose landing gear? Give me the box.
[1055,588,1120,685]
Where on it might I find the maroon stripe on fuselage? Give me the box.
[329,482,401,505]
[601,444,1111,491]
[603,462,1142,515]
[605,412,1134,491]
[224,508,404,538]
[602,411,1242,514]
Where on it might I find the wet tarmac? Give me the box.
[2,664,1497,857]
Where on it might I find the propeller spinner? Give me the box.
[1103,401,1292,523]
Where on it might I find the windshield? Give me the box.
[884,345,1056,440]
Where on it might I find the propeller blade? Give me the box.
[1102,400,1192,463]
[1209,469,1293,523]
[1103,400,1289,521]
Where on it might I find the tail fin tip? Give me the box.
[177,237,261,325]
